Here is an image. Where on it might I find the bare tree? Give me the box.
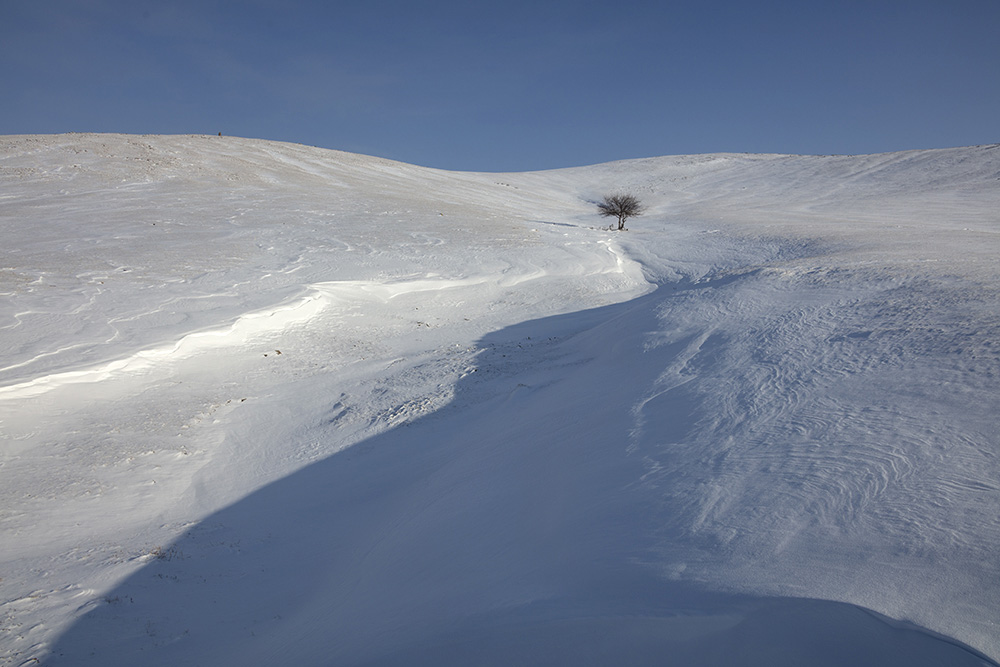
[597,194,644,230]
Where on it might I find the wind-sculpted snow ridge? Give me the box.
[0,262,630,401]
[2,135,999,665]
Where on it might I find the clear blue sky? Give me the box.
[2,0,998,171]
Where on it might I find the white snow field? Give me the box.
[1,134,998,665]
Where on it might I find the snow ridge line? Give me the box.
[0,239,645,401]
[0,291,325,401]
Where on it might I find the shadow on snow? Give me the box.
[48,286,995,666]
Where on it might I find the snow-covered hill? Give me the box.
[1,134,998,665]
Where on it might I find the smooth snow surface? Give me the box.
[1,134,998,665]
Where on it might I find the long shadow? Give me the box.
[47,287,995,666]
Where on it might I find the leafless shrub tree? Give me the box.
[597,194,644,230]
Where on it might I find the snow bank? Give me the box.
[1,135,998,665]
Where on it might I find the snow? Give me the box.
[1,134,998,665]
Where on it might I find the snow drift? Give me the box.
[1,134,998,665]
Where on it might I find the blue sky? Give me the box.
[2,0,998,171]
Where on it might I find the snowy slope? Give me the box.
[1,134,998,665]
